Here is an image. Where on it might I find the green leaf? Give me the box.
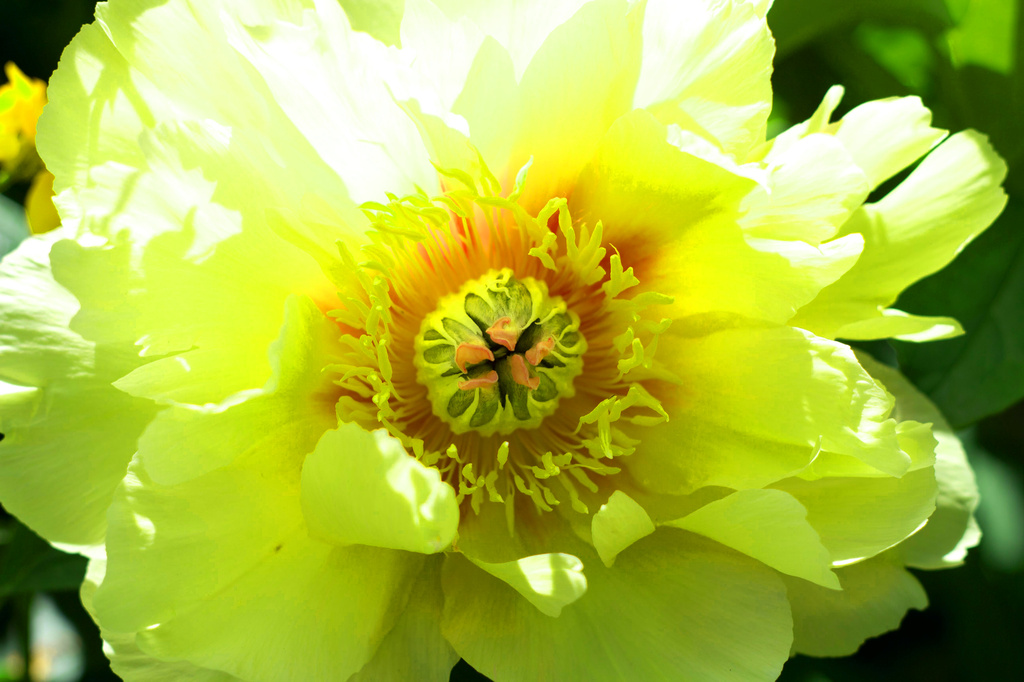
[932,13,1024,175]
[895,199,1024,427]
[0,519,87,602]
[963,431,1024,572]
[769,0,954,58]
[0,193,29,259]
[854,24,934,92]
[944,0,1017,75]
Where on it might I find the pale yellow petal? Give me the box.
[754,85,844,161]
[301,425,460,554]
[132,295,343,487]
[442,530,792,681]
[833,96,947,189]
[223,0,438,202]
[0,232,154,548]
[773,468,936,565]
[80,559,240,681]
[635,0,774,157]
[339,0,405,46]
[591,490,656,567]
[349,556,458,682]
[451,37,520,180]
[667,489,840,589]
[427,0,588,79]
[464,553,588,618]
[740,133,869,244]
[629,325,906,495]
[794,131,1007,340]
[94,456,424,681]
[573,110,861,324]
[858,354,981,569]
[785,553,927,657]
[509,0,643,212]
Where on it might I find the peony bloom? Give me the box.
[0,62,60,234]
[0,62,46,180]
[0,0,1006,679]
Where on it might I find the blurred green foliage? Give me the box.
[0,195,29,258]
[1,0,1023,680]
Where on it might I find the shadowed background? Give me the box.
[1,1,1021,680]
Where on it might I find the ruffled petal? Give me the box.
[47,159,337,407]
[859,355,981,568]
[627,325,906,494]
[773,389,939,567]
[451,38,520,180]
[666,489,839,589]
[0,232,103,385]
[301,425,460,554]
[634,0,774,157]
[133,295,343,487]
[793,131,1008,340]
[224,0,438,202]
[81,559,240,681]
[94,456,424,681]
[339,0,405,46]
[823,308,964,343]
[464,553,588,618]
[37,21,146,205]
[398,0,486,118]
[759,91,946,190]
[739,132,869,244]
[756,84,843,160]
[573,110,862,324]
[591,490,656,567]
[349,556,458,682]
[0,232,154,548]
[41,0,386,247]
[427,0,591,79]
[832,96,947,190]
[573,109,754,244]
[442,530,791,681]
[773,467,936,565]
[507,0,644,211]
[784,553,927,657]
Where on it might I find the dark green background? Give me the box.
[2,1,1022,680]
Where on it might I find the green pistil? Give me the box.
[414,269,586,436]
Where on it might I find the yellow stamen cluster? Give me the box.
[327,167,674,526]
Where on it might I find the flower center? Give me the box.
[330,172,673,519]
[414,268,586,436]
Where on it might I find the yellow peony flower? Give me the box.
[0,62,60,234]
[25,169,61,234]
[0,62,46,184]
[0,1,1005,680]
[0,63,46,166]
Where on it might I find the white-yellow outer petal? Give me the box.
[464,553,588,618]
[591,490,656,567]
[667,489,840,589]
[635,0,774,157]
[794,130,1008,340]
[301,425,459,554]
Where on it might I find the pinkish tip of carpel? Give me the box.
[486,316,519,351]
[509,354,541,390]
